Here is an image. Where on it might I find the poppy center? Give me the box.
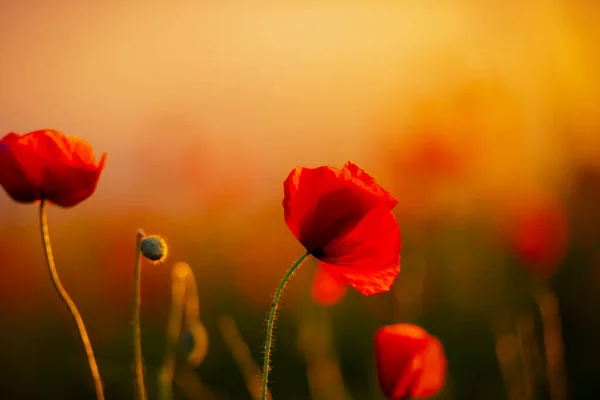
[311,247,326,258]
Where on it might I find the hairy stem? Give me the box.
[261,251,310,400]
[39,199,105,400]
[218,314,271,400]
[133,229,147,400]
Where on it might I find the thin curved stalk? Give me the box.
[39,199,105,400]
[261,251,310,400]
[133,229,147,400]
[159,262,208,400]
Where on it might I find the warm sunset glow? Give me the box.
[0,1,598,399]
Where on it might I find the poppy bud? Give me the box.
[375,324,447,399]
[140,235,168,263]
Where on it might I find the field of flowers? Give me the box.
[1,2,599,400]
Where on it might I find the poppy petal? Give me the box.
[375,324,446,400]
[283,165,333,243]
[311,262,348,307]
[1,132,47,188]
[512,199,569,277]
[0,140,40,202]
[42,152,107,207]
[342,161,398,209]
[283,165,381,253]
[321,204,401,295]
[409,337,447,398]
[375,325,431,399]
[0,130,106,207]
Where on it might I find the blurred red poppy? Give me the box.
[311,262,348,307]
[375,324,446,400]
[403,134,467,182]
[386,133,472,225]
[284,161,401,295]
[0,129,106,207]
[511,198,569,278]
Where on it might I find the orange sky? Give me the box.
[0,1,598,217]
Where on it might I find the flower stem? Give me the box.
[534,287,567,400]
[260,250,310,400]
[133,229,147,400]
[39,199,105,400]
[218,314,270,400]
[159,263,188,400]
[159,262,208,400]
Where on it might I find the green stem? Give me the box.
[133,229,147,400]
[261,251,310,400]
[39,199,105,400]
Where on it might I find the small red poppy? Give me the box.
[311,261,348,307]
[375,324,447,400]
[0,130,106,207]
[512,198,569,278]
[283,161,401,295]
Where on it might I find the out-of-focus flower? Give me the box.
[509,197,569,278]
[399,134,468,183]
[380,76,566,226]
[0,130,106,207]
[387,133,474,227]
[379,94,477,226]
[375,324,447,400]
[310,262,348,307]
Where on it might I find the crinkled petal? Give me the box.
[2,132,47,187]
[0,130,106,207]
[321,204,401,295]
[42,153,107,207]
[283,165,382,253]
[343,161,398,209]
[0,140,41,202]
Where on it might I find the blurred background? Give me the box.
[1,0,599,399]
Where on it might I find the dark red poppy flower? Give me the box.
[511,198,569,278]
[283,161,401,295]
[0,130,106,207]
[311,262,348,307]
[375,324,446,400]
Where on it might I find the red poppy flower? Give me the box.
[311,262,348,307]
[283,161,401,295]
[0,129,106,207]
[511,198,569,278]
[375,324,446,400]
